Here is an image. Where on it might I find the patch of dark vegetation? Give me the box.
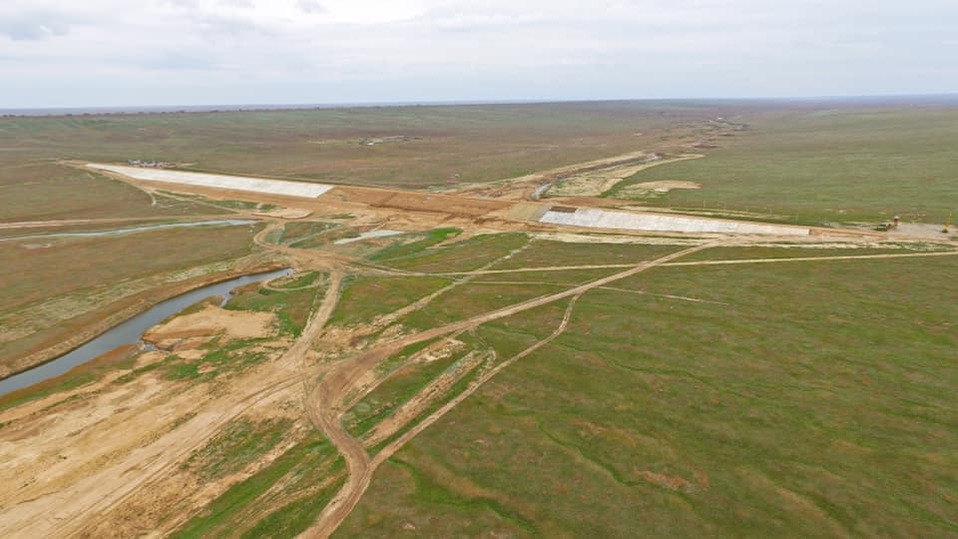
[225,284,319,336]
[115,338,273,384]
[185,417,294,480]
[380,233,528,273]
[393,458,538,533]
[330,275,452,327]
[173,432,343,538]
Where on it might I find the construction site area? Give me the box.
[0,102,956,538]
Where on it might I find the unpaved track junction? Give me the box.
[0,156,953,538]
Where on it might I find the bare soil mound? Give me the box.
[144,305,276,348]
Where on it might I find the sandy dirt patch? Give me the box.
[548,154,704,198]
[363,350,490,448]
[615,179,701,200]
[443,150,655,200]
[887,222,958,239]
[252,207,312,219]
[144,305,277,347]
[628,180,702,191]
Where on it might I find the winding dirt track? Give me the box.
[4,163,955,537]
[371,294,582,468]
[0,268,343,539]
[425,249,958,277]
[300,243,715,538]
[299,244,958,537]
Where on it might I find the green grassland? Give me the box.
[608,107,958,225]
[338,247,958,537]
[489,239,682,269]
[3,101,958,537]
[330,275,453,327]
[379,233,529,273]
[471,268,621,285]
[268,271,324,290]
[369,228,462,262]
[679,243,956,262]
[343,334,481,439]
[398,283,565,331]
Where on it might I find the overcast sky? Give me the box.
[1,0,956,108]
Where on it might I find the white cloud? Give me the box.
[0,0,956,107]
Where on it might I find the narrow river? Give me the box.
[0,268,292,397]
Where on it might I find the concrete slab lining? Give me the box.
[540,207,810,236]
[88,164,334,199]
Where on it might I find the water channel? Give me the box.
[0,268,292,397]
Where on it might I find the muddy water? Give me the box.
[0,268,292,397]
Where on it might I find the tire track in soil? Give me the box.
[371,293,581,468]
[5,271,345,539]
[300,243,716,538]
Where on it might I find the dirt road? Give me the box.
[5,153,953,537]
[0,269,343,538]
[371,294,582,468]
[299,243,715,538]
[662,250,958,267]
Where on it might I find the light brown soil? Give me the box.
[0,270,343,538]
[444,150,655,200]
[548,155,703,198]
[144,305,277,348]
[253,208,313,219]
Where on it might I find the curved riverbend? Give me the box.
[0,268,292,397]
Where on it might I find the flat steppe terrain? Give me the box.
[0,100,955,538]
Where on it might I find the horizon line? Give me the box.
[3,92,957,117]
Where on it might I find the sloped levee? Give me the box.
[88,164,334,198]
[540,207,810,236]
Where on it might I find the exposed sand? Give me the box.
[144,305,277,347]
[548,155,703,198]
